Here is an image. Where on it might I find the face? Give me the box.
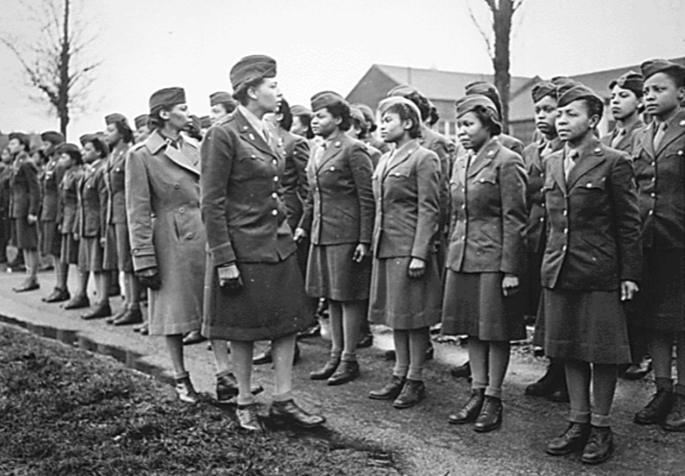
[210,104,229,123]
[104,123,122,146]
[610,85,641,121]
[380,112,410,143]
[556,100,598,143]
[133,125,151,144]
[82,142,99,164]
[643,72,684,119]
[40,140,52,153]
[58,152,74,169]
[249,78,281,114]
[7,139,23,155]
[310,108,340,138]
[456,111,491,151]
[534,95,558,137]
[291,116,308,137]
[1,147,12,163]
[161,104,191,132]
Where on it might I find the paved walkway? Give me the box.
[1,268,683,475]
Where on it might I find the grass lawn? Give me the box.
[0,325,401,476]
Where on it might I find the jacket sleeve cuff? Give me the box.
[132,253,157,272]
[210,242,236,267]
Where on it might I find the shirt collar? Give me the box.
[238,105,266,138]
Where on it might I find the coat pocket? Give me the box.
[172,207,201,242]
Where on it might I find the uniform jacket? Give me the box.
[500,133,524,158]
[300,130,375,246]
[59,167,83,234]
[523,137,563,253]
[39,158,66,222]
[105,142,131,225]
[371,140,441,260]
[201,109,296,266]
[541,139,642,290]
[446,137,527,275]
[366,143,382,170]
[421,127,455,229]
[9,152,40,219]
[631,108,685,250]
[0,163,11,213]
[366,136,391,155]
[600,118,645,153]
[277,128,310,231]
[78,159,108,238]
[126,130,206,323]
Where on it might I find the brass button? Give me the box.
[179,207,185,213]
[273,176,279,182]
[271,209,278,216]
[174,183,180,189]
[271,192,277,199]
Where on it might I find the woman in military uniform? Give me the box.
[441,95,527,433]
[296,91,374,387]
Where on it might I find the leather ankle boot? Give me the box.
[369,375,406,400]
[634,389,675,425]
[474,396,503,432]
[310,358,340,380]
[448,388,485,424]
[581,426,614,464]
[526,360,563,397]
[327,360,360,386]
[393,379,425,409]
[664,393,685,432]
[546,422,591,456]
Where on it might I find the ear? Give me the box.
[588,113,600,130]
[333,115,343,127]
[247,87,258,101]
[159,109,170,121]
[403,118,414,132]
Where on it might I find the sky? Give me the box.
[0,0,684,140]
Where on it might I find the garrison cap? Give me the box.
[609,71,644,97]
[81,134,110,156]
[210,91,234,106]
[377,96,422,124]
[640,58,685,84]
[387,84,421,98]
[455,94,502,135]
[40,130,64,145]
[557,85,603,117]
[230,54,277,93]
[349,106,367,129]
[465,80,503,118]
[79,133,94,146]
[9,132,31,149]
[200,116,212,129]
[55,142,81,157]
[354,104,376,126]
[134,114,149,129]
[290,104,312,118]
[531,80,558,103]
[105,113,127,125]
[552,77,581,99]
[310,91,346,112]
[149,87,186,114]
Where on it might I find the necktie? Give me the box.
[564,150,578,181]
[611,128,625,149]
[653,122,667,151]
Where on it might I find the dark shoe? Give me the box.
[664,393,685,432]
[63,294,90,310]
[310,358,340,380]
[450,361,472,379]
[297,323,321,339]
[369,375,406,400]
[623,357,652,381]
[546,422,591,456]
[139,324,149,336]
[327,360,360,386]
[174,375,199,403]
[526,360,564,397]
[42,287,70,303]
[81,302,112,320]
[253,348,273,365]
[105,307,127,324]
[581,426,614,465]
[474,396,503,432]
[634,389,675,425]
[132,321,147,333]
[113,308,144,326]
[393,379,425,409]
[548,379,570,403]
[357,332,373,349]
[269,399,325,429]
[13,278,39,293]
[216,373,264,403]
[236,404,263,432]
[183,330,206,346]
[384,349,396,361]
[448,388,485,424]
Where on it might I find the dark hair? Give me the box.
[232,78,266,106]
[470,106,503,136]
[383,103,422,139]
[149,106,172,130]
[276,98,293,131]
[110,118,134,144]
[215,101,237,115]
[403,91,431,122]
[63,148,83,166]
[86,137,110,159]
[350,116,369,139]
[9,134,31,152]
[428,105,440,127]
[579,96,604,120]
[660,69,685,88]
[293,111,313,139]
[326,102,352,131]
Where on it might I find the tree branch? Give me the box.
[468,1,494,59]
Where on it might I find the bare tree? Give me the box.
[0,0,100,138]
[467,0,525,132]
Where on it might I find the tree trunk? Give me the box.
[58,0,71,138]
[491,0,513,133]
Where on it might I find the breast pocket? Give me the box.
[472,170,498,187]
[577,176,606,192]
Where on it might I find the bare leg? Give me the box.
[231,340,255,405]
[272,333,296,401]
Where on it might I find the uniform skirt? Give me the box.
[13,218,38,250]
[40,220,60,256]
[202,253,314,342]
[60,233,79,265]
[78,236,103,272]
[102,224,118,271]
[632,249,685,333]
[538,288,631,364]
[441,271,525,341]
[115,222,133,273]
[369,254,442,330]
[305,243,371,301]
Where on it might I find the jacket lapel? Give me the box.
[567,140,605,189]
[382,139,419,179]
[467,137,499,179]
[145,131,200,176]
[549,152,567,194]
[315,131,345,172]
[655,109,685,156]
[235,109,277,158]
[640,122,657,159]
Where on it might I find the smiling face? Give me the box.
[310,108,340,139]
[609,85,641,121]
[534,95,558,138]
[643,72,684,120]
[456,111,491,151]
[556,99,599,144]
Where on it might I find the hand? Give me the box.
[136,267,161,291]
[620,280,639,301]
[502,274,519,297]
[73,233,79,241]
[27,214,38,225]
[352,243,369,263]
[218,263,243,291]
[293,227,307,244]
[408,257,426,279]
[100,237,107,247]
